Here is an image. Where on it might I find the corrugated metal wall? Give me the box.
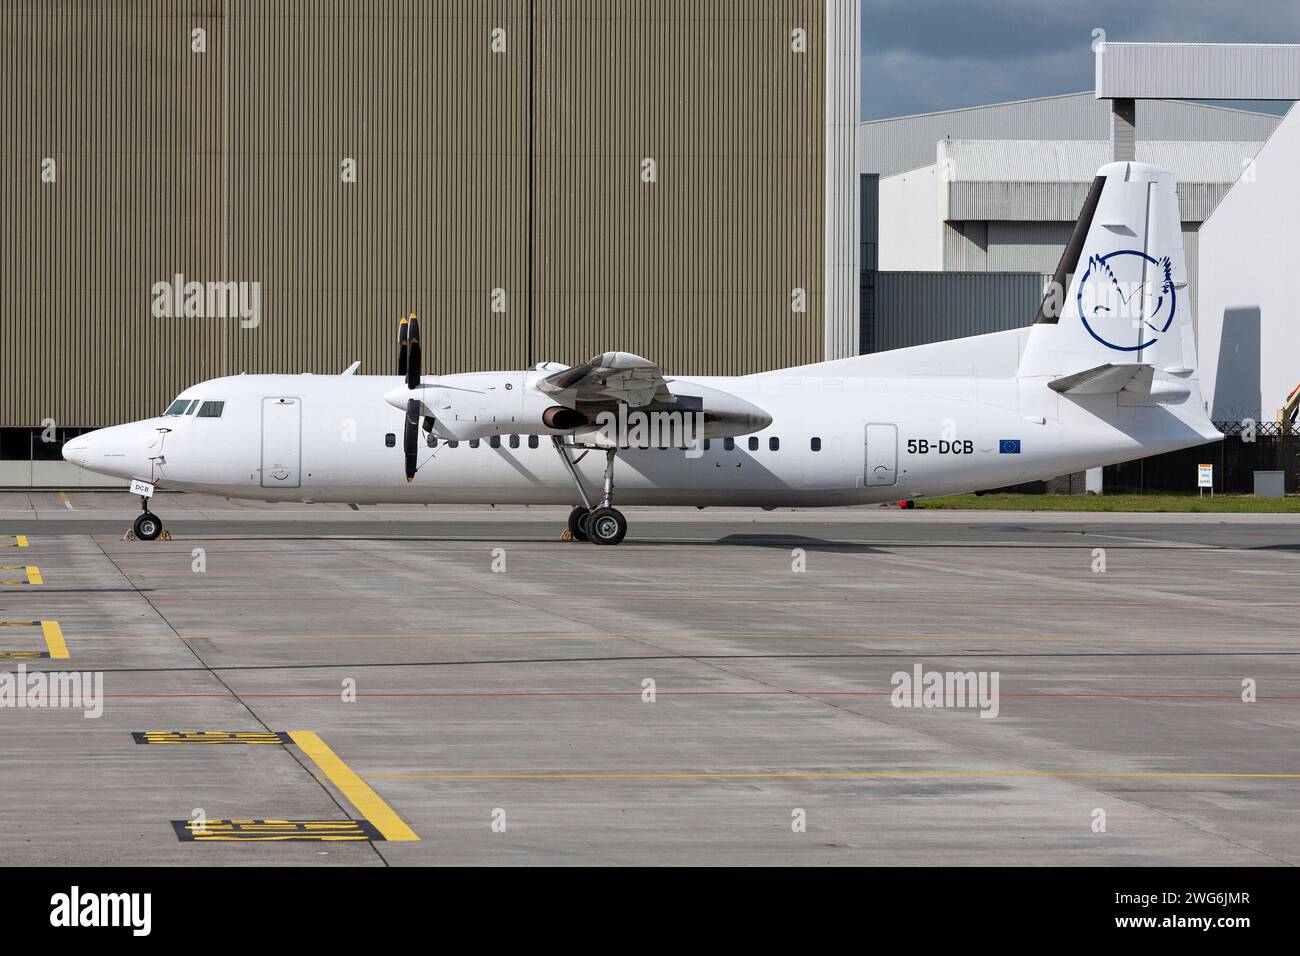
[1097,43,1300,101]
[872,271,1048,352]
[1,0,825,427]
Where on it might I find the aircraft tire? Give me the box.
[586,506,627,546]
[134,512,163,541]
[567,506,590,542]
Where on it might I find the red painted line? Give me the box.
[98,690,1300,701]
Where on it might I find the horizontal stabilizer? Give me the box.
[1048,363,1153,395]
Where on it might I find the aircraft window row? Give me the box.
[701,437,813,452]
[389,434,824,453]
[422,435,542,450]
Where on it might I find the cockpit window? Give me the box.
[196,401,225,418]
[164,399,190,416]
[185,399,200,414]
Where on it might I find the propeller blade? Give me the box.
[405,313,421,390]
[397,316,409,376]
[403,398,420,482]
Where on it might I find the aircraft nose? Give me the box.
[62,424,154,480]
[62,434,92,467]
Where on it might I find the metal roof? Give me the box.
[925,139,1263,223]
[938,139,1262,184]
[860,92,1281,177]
[1097,43,1300,101]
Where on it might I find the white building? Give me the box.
[1199,105,1300,423]
[859,83,1298,424]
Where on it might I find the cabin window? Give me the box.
[489,435,501,449]
[469,439,480,448]
[748,437,759,451]
[810,437,821,451]
[723,437,735,451]
[769,437,779,451]
[196,400,225,418]
[528,436,539,449]
[163,399,189,416]
[384,433,396,448]
[509,435,520,449]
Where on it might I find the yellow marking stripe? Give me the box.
[289,731,418,841]
[365,770,1300,781]
[15,536,27,548]
[41,621,68,659]
[25,566,41,585]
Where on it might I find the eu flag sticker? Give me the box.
[999,439,1021,454]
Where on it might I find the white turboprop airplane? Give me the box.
[65,161,1221,545]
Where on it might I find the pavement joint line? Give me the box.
[363,770,1300,781]
[87,536,393,864]
[288,731,419,842]
[39,648,1300,678]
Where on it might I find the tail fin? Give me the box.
[1019,161,1195,381]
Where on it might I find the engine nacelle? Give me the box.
[383,369,772,443]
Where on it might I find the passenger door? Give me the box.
[261,397,301,488]
[864,423,897,486]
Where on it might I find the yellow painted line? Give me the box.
[365,770,1300,781]
[25,631,1299,648]
[58,491,74,511]
[41,621,68,659]
[0,566,41,585]
[288,731,418,842]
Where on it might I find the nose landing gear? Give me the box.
[127,496,168,541]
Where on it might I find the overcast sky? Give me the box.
[860,0,1300,119]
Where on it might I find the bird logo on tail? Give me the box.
[1076,249,1177,352]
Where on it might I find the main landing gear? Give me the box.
[553,438,628,546]
[132,496,164,541]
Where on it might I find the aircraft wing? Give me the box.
[537,351,672,407]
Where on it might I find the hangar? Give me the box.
[0,0,861,486]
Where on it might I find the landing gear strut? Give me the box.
[133,496,163,541]
[552,438,628,545]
